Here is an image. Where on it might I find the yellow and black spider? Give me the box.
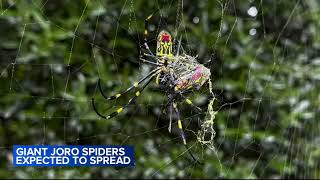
[92,14,211,163]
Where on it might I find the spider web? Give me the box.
[0,0,319,178]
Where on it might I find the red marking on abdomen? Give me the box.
[191,66,203,81]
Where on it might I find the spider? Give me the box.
[92,14,211,163]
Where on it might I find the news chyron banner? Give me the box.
[13,145,135,167]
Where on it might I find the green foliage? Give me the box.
[0,0,319,178]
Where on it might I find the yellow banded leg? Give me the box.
[96,90,143,120]
[172,104,201,163]
[106,82,140,101]
[184,98,202,112]
[142,14,157,57]
[117,107,123,113]
[168,103,173,133]
[178,119,187,145]
[105,106,124,119]
[144,14,153,41]
[173,103,202,164]
[97,68,159,101]
[185,98,192,105]
[135,91,140,96]
[92,72,158,120]
[173,103,187,145]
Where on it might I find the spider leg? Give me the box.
[183,97,202,113]
[176,90,203,113]
[176,36,182,56]
[168,102,173,133]
[143,14,156,57]
[175,36,185,56]
[97,68,160,101]
[143,43,156,57]
[144,14,153,42]
[141,53,161,64]
[173,102,201,164]
[139,58,162,66]
[92,72,157,120]
[173,102,187,145]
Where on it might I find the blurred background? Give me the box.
[0,0,319,178]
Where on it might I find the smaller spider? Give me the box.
[92,14,211,163]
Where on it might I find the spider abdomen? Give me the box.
[169,54,211,92]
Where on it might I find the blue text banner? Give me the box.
[13,145,135,167]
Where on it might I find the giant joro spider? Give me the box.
[92,14,211,163]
